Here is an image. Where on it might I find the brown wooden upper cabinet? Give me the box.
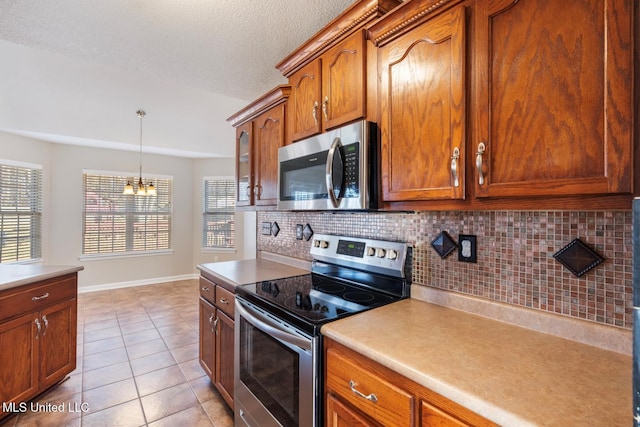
[473,0,633,199]
[277,0,401,143]
[228,85,290,209]
[289,31,366,141]
[369,0,635,210]
[375,4,466,202]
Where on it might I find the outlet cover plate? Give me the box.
[458,234,477,263]
[261,222,272,236]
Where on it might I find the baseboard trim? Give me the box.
[78,274,199,293]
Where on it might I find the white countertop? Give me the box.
[0,264,84,292]
[197,258,309,287]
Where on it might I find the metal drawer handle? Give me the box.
[35,318,41,339]
[219,297,229,305]
[201,286,210,292]
[42,315,49,336]
[349,380,378,403]
[32,292,50,301]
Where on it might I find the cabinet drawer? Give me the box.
[215,286,235,318]
[199,277,216,304]
[0,275,77,322]
[326,346,413,427]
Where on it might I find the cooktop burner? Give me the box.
[236,234,411,335]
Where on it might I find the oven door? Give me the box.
[234,296,318,427]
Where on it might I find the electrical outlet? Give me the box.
[458,234,477,263]
[295,224,304,240]
[261,222,272,235]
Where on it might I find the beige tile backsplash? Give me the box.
[257,210,632,330]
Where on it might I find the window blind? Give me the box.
[83,173,172,255]
[0,161,43,263]
[203,178,235,249]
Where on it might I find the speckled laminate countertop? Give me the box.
[321,298,631,427]
[0,264,84,292]
[197,258,309,287]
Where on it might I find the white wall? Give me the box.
[0,132,256,289]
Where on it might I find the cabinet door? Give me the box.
[326,393,380,427]
[0,312,39,412]
[235,122,253,206]
[379,5,466,201]
[39,299,77,389]
[290,59,322,141]
[322,30,366,130]
[199,298,215,379]
[214,310,234,409]
[254,104,286,205]
[473,0,633,198]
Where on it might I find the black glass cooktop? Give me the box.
[236,272,403,335]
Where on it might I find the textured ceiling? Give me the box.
[0,0,358,157]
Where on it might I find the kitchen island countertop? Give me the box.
[321,298,631,427]
[0,264,84,292]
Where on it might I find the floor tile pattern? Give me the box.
[1,279,233,427]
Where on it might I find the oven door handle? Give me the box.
[236,299,312,351]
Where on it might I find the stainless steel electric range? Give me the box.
[234,234,411,427]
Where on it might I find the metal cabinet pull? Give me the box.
[312,101,319,126]
[35,318,41,339]
[209,313,215,334]
[201,286,210,292]
[451,147,460,187]
[219,297,229,305]
[349,380,378,403]
[322,96,329,121]
[476,142,486,185]
[254,184,262,198]
[32,292,49,302]
[213,317,219,336]
[42,315,49,336]
[246,185,252,198]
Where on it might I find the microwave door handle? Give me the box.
[326,137,343,208]
[236,299,312,351]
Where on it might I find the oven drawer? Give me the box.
[326,345,413,427]
[199,277,216,304]
[215,286,234,318]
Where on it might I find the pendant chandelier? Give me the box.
[123,110,156,196]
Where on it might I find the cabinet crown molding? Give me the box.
[275,0,400,77]
[368,0,459,46]
[226,85,291,127]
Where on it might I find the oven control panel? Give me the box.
[311,234,409,278]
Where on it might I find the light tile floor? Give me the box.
[1,279,234,427]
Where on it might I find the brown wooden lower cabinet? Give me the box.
[325,338,496,427]
[0,273,78,421]
[198,275,235,410]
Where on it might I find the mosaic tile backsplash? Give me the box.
[257,210,632,330]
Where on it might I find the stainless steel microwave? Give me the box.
[277,120,378,211]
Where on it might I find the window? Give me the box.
[0,160,43,263]
[203,177,235,249]
[83,171,172,256]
